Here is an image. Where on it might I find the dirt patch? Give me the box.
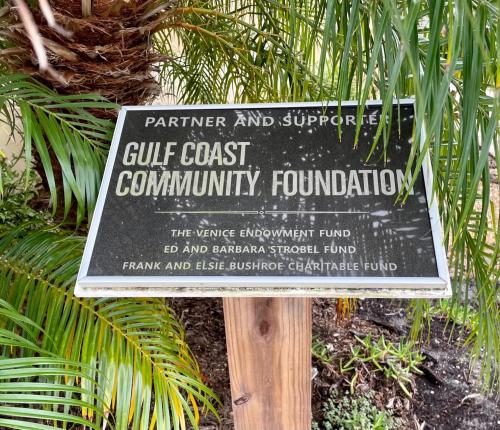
[170,298,500,430]
[358,299,500,430]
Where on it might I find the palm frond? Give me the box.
[154,0,330,104]
[0,74,117,223]
[0,225,220,429]
[0,299,112,430]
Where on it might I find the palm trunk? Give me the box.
[1,0,177,117]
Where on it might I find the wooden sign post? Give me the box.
[75,101,450,430]
[224,297,311,429]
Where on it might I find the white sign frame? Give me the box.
[75,100,451,298]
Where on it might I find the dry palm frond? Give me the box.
[335,298,358,323]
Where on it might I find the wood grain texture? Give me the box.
[223,298,312,430]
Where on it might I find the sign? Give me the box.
[76,101,450,297]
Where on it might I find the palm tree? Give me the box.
[0,0,499,428]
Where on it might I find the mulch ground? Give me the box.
[170,298,500,430]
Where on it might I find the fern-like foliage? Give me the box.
[0,225,220,429]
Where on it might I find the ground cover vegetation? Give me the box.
[0,0,498,428]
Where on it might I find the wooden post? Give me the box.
[223,298,312,430]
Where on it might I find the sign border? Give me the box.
[75,100,451,298]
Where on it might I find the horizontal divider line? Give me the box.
[266,210,369,214]
[155,210,259,214]
[155,210,369,214]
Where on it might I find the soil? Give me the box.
[170,298,500,430]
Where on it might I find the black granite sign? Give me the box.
[76,101,450,297]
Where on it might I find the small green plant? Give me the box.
[429,299,479,331]
[0,153,50,231]
[312,336,334,365]
[340,335,424,397]
[312,390,402,430]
